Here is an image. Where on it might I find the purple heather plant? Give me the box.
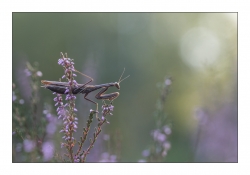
[101,103,114,123]
[13,53,118,162]
[13,61,56,162]
[52,52,113,162]
[139,77,172,162]
[99,152,117,162]
[80,104,114,162]
[53,53,80,162]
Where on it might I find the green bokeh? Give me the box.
[13,13,237,162]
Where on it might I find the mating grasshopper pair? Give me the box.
[41,68,129,117]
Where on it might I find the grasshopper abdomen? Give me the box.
[41,80,83,94]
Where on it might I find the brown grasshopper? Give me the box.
[41,69,129,116]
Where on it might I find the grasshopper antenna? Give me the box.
[118,68,130,83]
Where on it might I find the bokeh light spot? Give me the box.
[180,27,221,70]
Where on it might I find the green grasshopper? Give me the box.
[41,69,129,116]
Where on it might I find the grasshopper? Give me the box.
[41,69,129,117]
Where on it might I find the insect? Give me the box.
[41,69,129,117]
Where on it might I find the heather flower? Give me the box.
[148,125,172,160]
[138,159,146,162]
[103,134,110,141]
[46,122,57,135]
[163,141,171,151]
[23,139,36,152]
[165,78,172,86]
[99,152,117,162]
[156,133,166,143]
[194,107,207,125]
[41,104,60,157]
[101,104,114,121]
[163,125,171,135]
[42,141,55,162]
[13,91,17,101]
[151,129,160,140]
[57,56,75,72]
[142,149,150,157]
[36,71,43,77]
[19,99,24,104]
[24,68,32,76]
[74,156,80,163]
[157,128,169,141]
[61,143,66,148]
[162,150,167,157]
[110,155,117,162]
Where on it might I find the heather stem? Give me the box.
[81,118,107,162]
[75,110,95,158]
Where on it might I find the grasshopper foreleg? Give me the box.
[95,87,119,101]
[83,87,119,119]
[83,93,99,119]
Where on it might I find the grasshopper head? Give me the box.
[115,82,120,89]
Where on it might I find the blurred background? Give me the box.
[12,13,237,162]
